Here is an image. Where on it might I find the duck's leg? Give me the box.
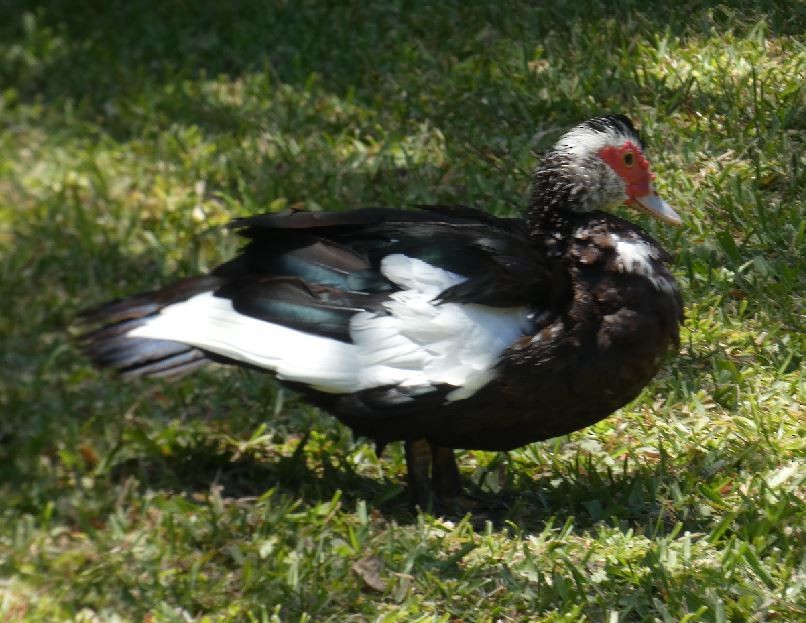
[405,439,434,510]
[430,444,463,501]
[404,440,461,511]
[431,443,508,515]
[405,441,505,514]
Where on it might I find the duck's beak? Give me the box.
[630,189,682,226]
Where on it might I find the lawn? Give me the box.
[0,1,803,621]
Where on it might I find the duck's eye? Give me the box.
[623,152,635,167]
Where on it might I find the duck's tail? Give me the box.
[79,276,222,379]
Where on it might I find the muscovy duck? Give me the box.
[82,114,683,509]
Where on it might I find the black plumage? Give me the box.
[80,115,684,510]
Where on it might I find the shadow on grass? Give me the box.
[99,427,704,539]
[2,0,802,141]
[108,433,404,508]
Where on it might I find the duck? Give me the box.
[81,114,684,511]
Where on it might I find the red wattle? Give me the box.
[598,141,653,198]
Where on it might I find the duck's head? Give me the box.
[528,114,681,227]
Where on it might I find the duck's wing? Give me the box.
[226,205,553,308]
[82,206,554,402]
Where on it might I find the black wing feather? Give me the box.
[215,235,393,293]
[229,205,552,308]
[215,277,388,342]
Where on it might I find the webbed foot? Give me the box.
[404,439,508,518]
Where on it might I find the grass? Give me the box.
[0,0,803,620]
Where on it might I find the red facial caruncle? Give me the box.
[597,140,653,201]
[597,140,682,226]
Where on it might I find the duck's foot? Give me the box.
[404,439,508,518]
[433,492,509,518]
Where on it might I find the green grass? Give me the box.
[0,1,803,621]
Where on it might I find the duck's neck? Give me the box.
[526,153,590,255]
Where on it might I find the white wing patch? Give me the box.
[127,292,359,392]
[127,254,532,401]
[609,235,677,294]
[354,255,532,400]
[612,237,655,275]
